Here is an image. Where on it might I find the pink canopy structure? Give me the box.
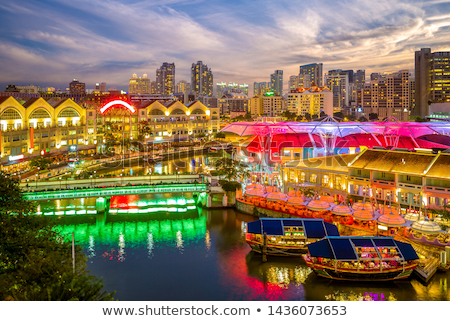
[332,204,353,216]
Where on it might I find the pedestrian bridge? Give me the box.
[24,183,208,201]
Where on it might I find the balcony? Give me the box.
[424,185,450,196]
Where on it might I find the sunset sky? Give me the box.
[1,0,450,93]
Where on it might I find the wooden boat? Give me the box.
[302,236,419,281]
[146,155,165,162]
[245,218,340,256]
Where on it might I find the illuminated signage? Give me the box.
[378,225,388,231]
[100,100,136,114]
[9,154,24,161]
[69,145,77,152]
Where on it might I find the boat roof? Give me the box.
[307,236,419,261]
[246,218,339,239]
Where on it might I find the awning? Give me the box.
[246,218,339,238]
[394,240,419,261]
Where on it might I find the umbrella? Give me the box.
[287,196,305,205]
[411,220,444,234]
[319,195,335,203]
[352,208,374,221]
[404,212,420,222]
[332,204,353,216]
[379,205,399,215]
[265,186,278,193]
[245,184,263,191]
[307,199,331,211]
[352,201,374,211]
[377,211,406,227]
[266,192,287,202]
[245,189,267,197]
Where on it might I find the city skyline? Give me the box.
[1,0,450,94]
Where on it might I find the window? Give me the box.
[283,150,291,157]
[89,111,93,117]
[294,152,301,158]
[381,172,386,178]
[310,174,317,183]
[12,136,19,142]
[406,175,411,182]
[42,133,48,138]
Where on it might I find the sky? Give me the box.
[1,0,450,95]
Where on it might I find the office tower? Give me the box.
[341,70,354,83]
[415,48,450,117]
[69,79,85,94]
[355,70,365,91]
[299,63,323,87]
[326,70,349,111]
[270,70,283,95]
[410,78,416,114]
[94,82,107,92]
[361,70,410,121]
[176,80,190,94]
[150,81,157,94]
[191,61,213,97]
[156,62,175,95]
[228,82,239,90]
[216,82,227,98]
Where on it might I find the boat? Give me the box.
[245,218,340,256]
[302,236,419,281]
[146,155,165,162]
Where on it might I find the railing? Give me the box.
[24,183,208,200]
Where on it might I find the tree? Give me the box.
[214,157,249,181]
[333,112,344,120]
[358,116,368,122]
[138,121,153,139]
[29,157,52,171]
[0,174,114,301]
[369,113,378,121]
[281,110,297,121]
[0,173,36,217]
[304,113,312,121]
[214,132,226,140]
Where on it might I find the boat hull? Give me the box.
[246,240,307,256]
[303,257,416,281]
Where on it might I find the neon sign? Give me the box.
[100,100,136,114]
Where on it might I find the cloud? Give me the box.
[0,0,449,93]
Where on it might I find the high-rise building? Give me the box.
[288,87,333,117]
[415,48,450,117]
[299,63,323,87]
[326,70,349,112]
[156,62,175,96]
[216,82,227,98]
[263,92,285,117]
[249,96,264,116]
[191,61,213,97]
[129,73,150,94]
[239,83,249,96]
[69,79,85,94]
[253,82,271,97]
[289,75,299,91]
[270,70,283,95]
[218,91,248,114]
[361,70,410,121]
[355,70,365,91]
[410,78,416,115]
[94,82,107,92]
[176,80,190,94]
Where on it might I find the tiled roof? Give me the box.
[349,149,437,175]
[22,97,40,108]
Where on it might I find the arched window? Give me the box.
[170,109,185,115]
[1,108,22,120]
[191,109,205,114]
[29,108,51,119]
[149,109,165,116]
[58,108,80,118]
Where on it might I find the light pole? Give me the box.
[90,175,93,187]
[35,173,38,189]
[176,167,178,183]
[93,170,96,187]
[59,176,62,190]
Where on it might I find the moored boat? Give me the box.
[245,218,340,256]
[302,236,419,281]
[146,155,165,162]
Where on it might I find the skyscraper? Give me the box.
[326,70,349,112]
[355,70,365,91]
[415,48,450,117]
[69,79,85,94]
[299,63,323,87]
[361,70,410,121]
[270,70,283,95]
[253,82,271,97]
[129,73,150,94]
[191,61,213,97]
[216,82,227,98]
[176,80,190,94]
[156,62,175,95]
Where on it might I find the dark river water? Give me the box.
[37,194,450,301]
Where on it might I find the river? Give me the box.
[36,194,450,301]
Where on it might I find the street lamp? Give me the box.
[59,176,62,190]
[93,170,96,187]
[90,175,93,187]
[175,167,178,183]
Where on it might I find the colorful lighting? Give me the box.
[100,100,136,114]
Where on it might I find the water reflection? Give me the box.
[36,194,450,301]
